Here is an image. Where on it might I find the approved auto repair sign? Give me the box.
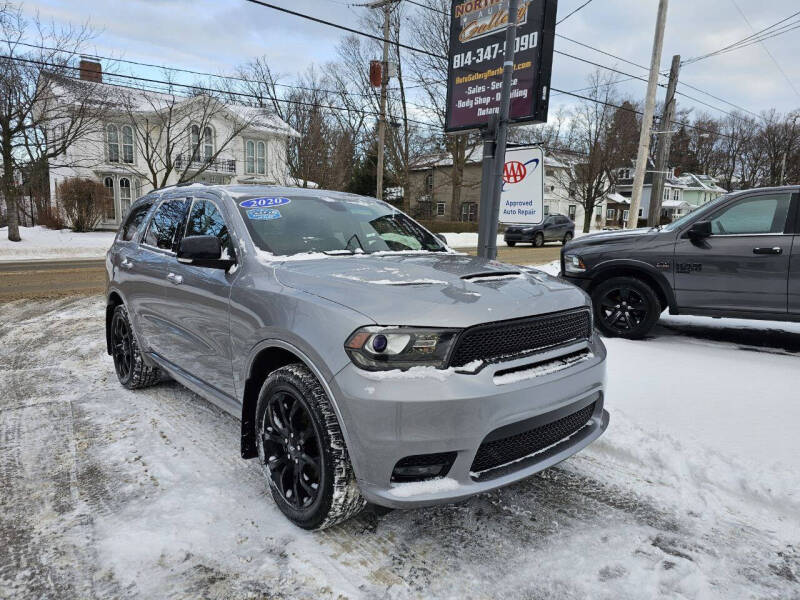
[444,0,557,132]
[499,146,544,224]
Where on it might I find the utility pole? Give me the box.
[477,0,519,260]
[648,54,681,228]
[369,0,393,201]
[627,0,669,230]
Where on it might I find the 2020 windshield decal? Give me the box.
[239,197,291,208]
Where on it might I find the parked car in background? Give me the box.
[104,185,609,530]
[505,214,575,247]
[561,186,800,339]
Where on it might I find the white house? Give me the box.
[37,60,299,230]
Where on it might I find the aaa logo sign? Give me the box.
[498,146,544,225]
[503,161,527,184]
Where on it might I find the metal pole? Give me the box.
[649,54,680,228]
[477,123,497,256]
[479,0,520,260]
[371,0,392,200]
[627,0,669,230]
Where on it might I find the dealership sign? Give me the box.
[498,146,544,224]
[445,0,557,132]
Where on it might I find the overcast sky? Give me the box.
[21,0,800,123]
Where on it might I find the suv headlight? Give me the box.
[564,254,587,274]
[345,326,459,371]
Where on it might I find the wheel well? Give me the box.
[105,292,123,355]
[240,346,304,459]
[589,267,670,311]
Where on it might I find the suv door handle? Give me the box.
[120,258,133,269]
[753,247,782,255]
[166,272,183,284]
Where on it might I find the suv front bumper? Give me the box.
[329,337,608,508]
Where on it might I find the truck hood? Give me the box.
[273,253,589,327]
[566,227,657,249]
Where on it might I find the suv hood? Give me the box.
[273,253,588,328]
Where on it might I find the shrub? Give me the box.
[58,178,111,232]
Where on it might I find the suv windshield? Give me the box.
[236,194,446,256]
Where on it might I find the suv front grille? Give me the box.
[448,309,591,368]
[471,402,596,475]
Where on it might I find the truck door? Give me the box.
[673,191,793,315]
[789,192,800,314]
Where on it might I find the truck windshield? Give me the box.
[236,194,446,256]
[660,193,731,232]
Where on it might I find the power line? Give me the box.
[557,0,595,25]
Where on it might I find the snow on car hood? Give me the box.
[273,253,589,327]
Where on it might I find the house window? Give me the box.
[543,205,550,215]
[107,125,119,163]
[568,205,577,220]
[121,125,134,164]
[623,209,630,222]
[638,208,643,217]
[568,182,577,197]
[596,205,603,215]
[435,202,446,216]
[425,172,433,193]
[256,141,266,175]
[119,178,132,218]
[673,189,680,201]
[191,125,200,161]
[245,140,255,174]
[104,176,115,220]
[663,187,670,201]
[546,169,555,177]
[203,127,213,161]
[607,208,616,219]
[461,202,477,222]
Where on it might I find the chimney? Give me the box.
[79,57,102,83]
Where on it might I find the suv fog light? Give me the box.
[391,452,457,482]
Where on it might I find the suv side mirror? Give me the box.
[686,220,712,240]
[178,235,235,269]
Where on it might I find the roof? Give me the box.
[605,192,630,205]
[675,173,727,193]
[41,72,299,138]
[662,199,692,208]
[411,147,568,170]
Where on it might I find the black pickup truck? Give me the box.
[561,186,800,338]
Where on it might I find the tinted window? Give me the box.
[711,194,791,235]
[120,201,152,242]
[143,199,190,250]
[237,195,445,256]
[185,200,233,257]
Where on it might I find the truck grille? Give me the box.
[471,402,596,475]
[448,309,591,367]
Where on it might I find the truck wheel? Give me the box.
[507,241,516,247]
[110,304,161,389]
[256,363,365,530]
[533,232,544,247]
[591,277,661,339]
[563,231,574,245]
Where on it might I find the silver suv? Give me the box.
[106,185,609,529]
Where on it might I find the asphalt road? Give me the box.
[0,258,106,302]
[0,246,562,303]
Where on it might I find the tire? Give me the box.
[110,304,161,389]
[533,232,544,248]
[255,363,365,530]
[563,231,574,245]
[507,241,516,247]
[591,277,661,339]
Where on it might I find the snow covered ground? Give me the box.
[0,226,115,261]
[1,294,799,599]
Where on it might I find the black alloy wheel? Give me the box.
[591,276,661,339]
[260,387,322,510]
[111,311,133,382]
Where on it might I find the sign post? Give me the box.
[445,0,557,259]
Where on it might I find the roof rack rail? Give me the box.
[175,181,212,187]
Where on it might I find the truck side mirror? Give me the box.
[686,220,712,241]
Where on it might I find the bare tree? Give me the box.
[0,3,108,241]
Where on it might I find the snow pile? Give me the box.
[388,477,461,498]
[0,226,116,261]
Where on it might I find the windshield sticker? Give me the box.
[239,197,291,208]
[247,208,282,220]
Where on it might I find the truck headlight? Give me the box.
[564,254,587,274]
[345,326,459,371]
